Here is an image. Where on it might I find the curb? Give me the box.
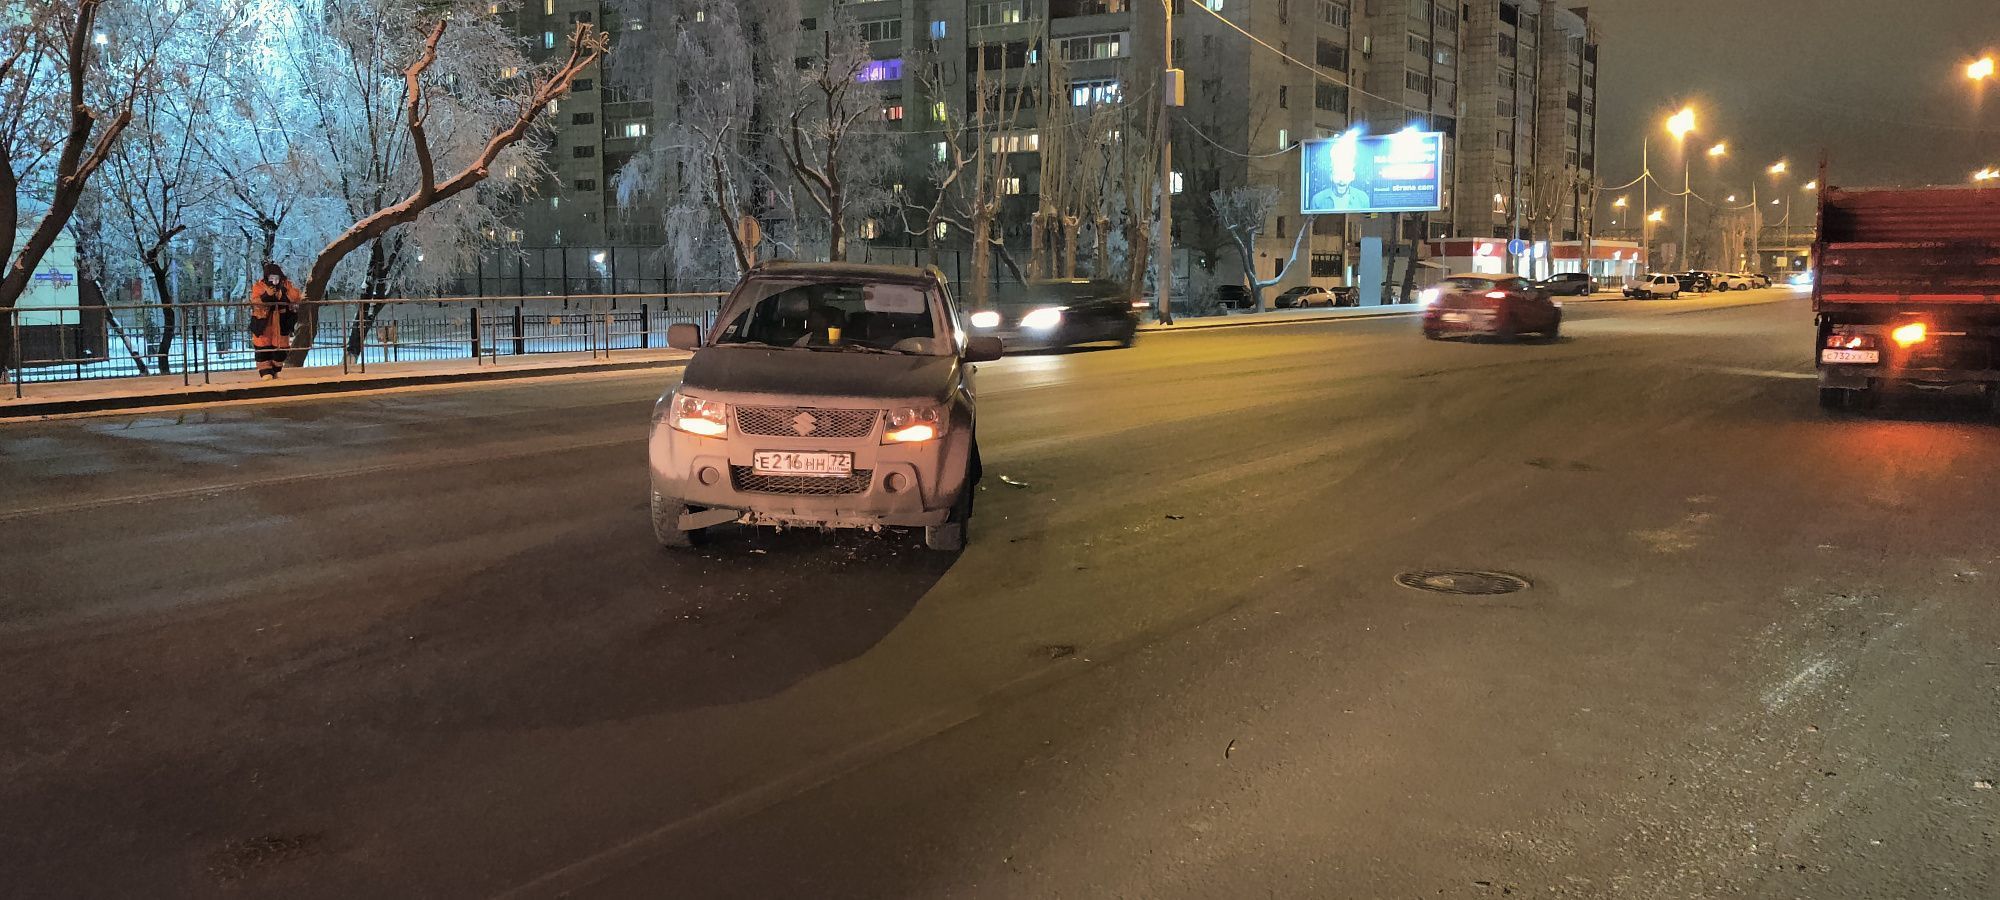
[0,356,690,421]
[1139,306,1422,333]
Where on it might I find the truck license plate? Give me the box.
[753,451,854,477]
[1820,349,1879,364]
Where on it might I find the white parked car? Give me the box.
[1713,273,1757,291]
[1623,273,1681,300]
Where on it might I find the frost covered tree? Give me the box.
[1210,185,1312,313]
[95,0,247,372]
[780,18,896,263]
[276,0,606,362]
[609,0,803,285]
[1,0,165,368]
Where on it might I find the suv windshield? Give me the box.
[715,279,945,354]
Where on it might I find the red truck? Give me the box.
[1813,179,2000,412]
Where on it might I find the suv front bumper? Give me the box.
[648,423,970,529]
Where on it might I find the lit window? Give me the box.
[930,20,948,39]
[934,141,949,163]
[1277,128,1288,149]
[932,101,948,122]
[695,10,706,22]
[543,0,552,13]
[1002,176,1023,195]
[1170,171,1184,194]
[500,66,519,79]
[883,104,905,121]
[543,31,555,49]
[488,3,499,14]
[936,222,949,239]
[1069,79,1121,107]
[861,218,881,239]
[1205,0,1224,9]
[622,122,650,137]
[856,58,903,83]
[551,196,560,208]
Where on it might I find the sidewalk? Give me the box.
[1141,303,1424,331]
[3,303,1430,420]
[0,348,692,420]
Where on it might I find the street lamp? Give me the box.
[1648,209,1666,223]
[1768,160,1788,176]
[1971,56,1996,82]
[1804,180,1818,191]
[1665,108,1697,269]
[1613,196,1628,207]
[1708,142,1728,158]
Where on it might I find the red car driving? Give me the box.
[1421,274,1563,341]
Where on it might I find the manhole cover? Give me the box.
[1395,570,1531,595]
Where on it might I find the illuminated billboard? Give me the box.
[1300,130,1444,214]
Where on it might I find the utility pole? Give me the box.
[1154,0,1177,325]
[1749,181,1760,274]
[1681,155,1692,270]
[1640,139,1650,272]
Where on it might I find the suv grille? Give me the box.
[736,406,879,438]
[731,466,874,495]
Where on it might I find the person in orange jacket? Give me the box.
[249,262,300,379]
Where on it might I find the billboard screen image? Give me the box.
[1299,130,1444,215]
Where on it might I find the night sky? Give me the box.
[1583,0,1996,198]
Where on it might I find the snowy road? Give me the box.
[2,288,1997,897]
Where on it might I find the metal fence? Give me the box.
[1,292,725,397]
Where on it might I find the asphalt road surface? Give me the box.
[3,288,1997,898]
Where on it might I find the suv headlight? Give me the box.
[667,392,728,437]
[1020,307,1064,330]
[883,406,945,444]
[969,310,1001,329]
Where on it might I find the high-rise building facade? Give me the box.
[498,0,1599,296]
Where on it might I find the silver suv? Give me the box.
[651,262,1001,551]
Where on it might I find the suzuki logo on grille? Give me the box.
[791,412,819,435]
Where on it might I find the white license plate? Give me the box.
[1442,312,1471,323]
[752,451,854,477]
[1820,349,1880,364]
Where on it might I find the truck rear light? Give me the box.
[1891,322,1928,348]
[1824,332,1878,350]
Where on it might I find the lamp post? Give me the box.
[1153,0,1176,325]
[1666,107,1696,270]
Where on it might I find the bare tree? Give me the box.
[780,22,892,262]
[96,1,239,373]
[1211,185,1312,312]
[0,0,159,368]
[286,14,607,364]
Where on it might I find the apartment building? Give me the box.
[499,0,1599,295]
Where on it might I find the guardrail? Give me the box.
[0,293,726,398]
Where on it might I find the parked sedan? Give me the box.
[1677,271,1716,293]
[1749,273,1772,288]
[1421,274,1562,341]
[969,279,1142,352]
[1536,272,1597,296]
[1713,273,1757,291]
[1274,285,1342,309]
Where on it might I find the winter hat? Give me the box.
[263,262,284,280]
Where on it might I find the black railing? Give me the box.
[1,293,725,397]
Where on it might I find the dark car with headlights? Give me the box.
[653,262,1001,551]
[968,279,1141,352]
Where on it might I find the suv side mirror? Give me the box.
[964,335,1003,362]
[667,323,701,350]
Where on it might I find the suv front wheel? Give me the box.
[925,488,973,551]
[652,491,704,548]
